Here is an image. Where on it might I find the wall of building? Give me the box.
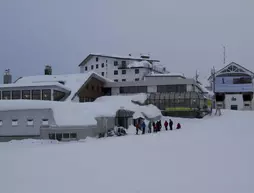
[80,56,153,82]
[78,77,105,102]
[147,85,157,93]
[0,109,55,137]
[224,94,244,110]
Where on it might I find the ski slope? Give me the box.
[0,110,254,193]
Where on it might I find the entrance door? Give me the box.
[231,105,238,110]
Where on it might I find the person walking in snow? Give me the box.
[164,120,168,131]
[135,122,140,135]
[141,121,146,135]
[169,119,173,130]
[152,121,156,132]
[148,121,152,133]
[176,123,181,129]
[156,121,160,132]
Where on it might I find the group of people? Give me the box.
[135,119,181,135]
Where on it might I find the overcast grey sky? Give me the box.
[0,0,253,84]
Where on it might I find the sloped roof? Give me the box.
[208,62,254,80]
[15,72,111,101]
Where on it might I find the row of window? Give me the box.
[0,89,65,101]
[114,78,140,82]
[120,86,148,94]
[48,132,77,141]
[85,63,106,71]
[94,56,127,67]
[114,69,139,75]
[0,119,49,127]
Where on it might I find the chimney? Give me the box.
[3,69,12,84]
[44,65,52,75]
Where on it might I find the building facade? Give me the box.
[208,62,254,110]
[78,53,169,82]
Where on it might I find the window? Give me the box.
[114,61,118,66]
[231,97,237,101]
[120,86,147,94]
[2,91,10,100]
[157,85,187,93]
[42,89,51,100]
[56,133,62,141]
[96,57,99,62]
[122,70,126,74]
[70,133,77,139]
[244,104,250,107]
[0,91,1,100]
[135,69,139,74]
[85,66,88,71]
[48,133,55,140]
[63,133,70,139]
[114,70,118,75]
[114,79,118,82]
[12,90,21,99]
[91,86,94,90]
[106,60,108,63]
[22,90,30,99]
[53,90,65,101]
[32,90,41,100]
[42,119,49,126]
[135,78,139,81]
[96,64,99,69]
[12,119,18,126]
[122,79,126,82]
[122,61,126,65]
[101,72,105,76]
[101,63,105,68]
[0,120,2,126]
[91,65,94,70]
[27,119,34,126]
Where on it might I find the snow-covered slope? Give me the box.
[0,110,253,193]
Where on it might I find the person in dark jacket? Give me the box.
[169,119,173,130]
[148,121,152,133]
[141,121,146,134]
[159,120,162,131]
[152,121,156,132]
[135,122,140,135]
[176,123,181,129]
[164,120,168,131]
[156,121,160,132]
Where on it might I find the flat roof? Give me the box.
[78,53,160,66]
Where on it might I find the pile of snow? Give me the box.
[1,109,253,193]
[15,72,110,101]
[198,82,214,98]
[128,60,153,68]
[0,94,161,127]
[148,71,185,78]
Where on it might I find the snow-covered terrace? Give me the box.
[0,94,161,127]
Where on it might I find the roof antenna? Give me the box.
[223,45,226,65]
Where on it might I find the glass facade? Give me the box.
[120,86,147,94]
[157,85,187,93]
[2,91,10,100]
[22,90,30,99]
[12,90,21,99]
[42,89,51,100]
[0,89,65,101]
[32,90,41,100]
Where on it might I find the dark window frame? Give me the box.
[114,70,118,75]
[32,90,41,100]
[42,89,51,100]
[2,91,11,100]
[135,69,140,74]
[12,90,21,100]
[22,90,31,99]
[122,70,126,74]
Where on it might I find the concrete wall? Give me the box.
[224,94,244,110]
[0,109,55,138]
[80,55,155,82]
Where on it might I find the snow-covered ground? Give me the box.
[1,110,254,193]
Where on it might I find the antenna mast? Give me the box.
[223,45,226,65]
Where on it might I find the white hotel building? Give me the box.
[78,53,169,82]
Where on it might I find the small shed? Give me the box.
[115,108,134,129]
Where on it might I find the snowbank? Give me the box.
[128,61,153,68]
[0,94,161,127]
[1,110,254,193]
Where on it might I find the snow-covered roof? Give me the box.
[197,83,214,98]
[146,72,186,78]
[79,53,160,66]
[15,72,111,101]
[0,82,70,91]
[128,61,153,68]
[0,94,161,127]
